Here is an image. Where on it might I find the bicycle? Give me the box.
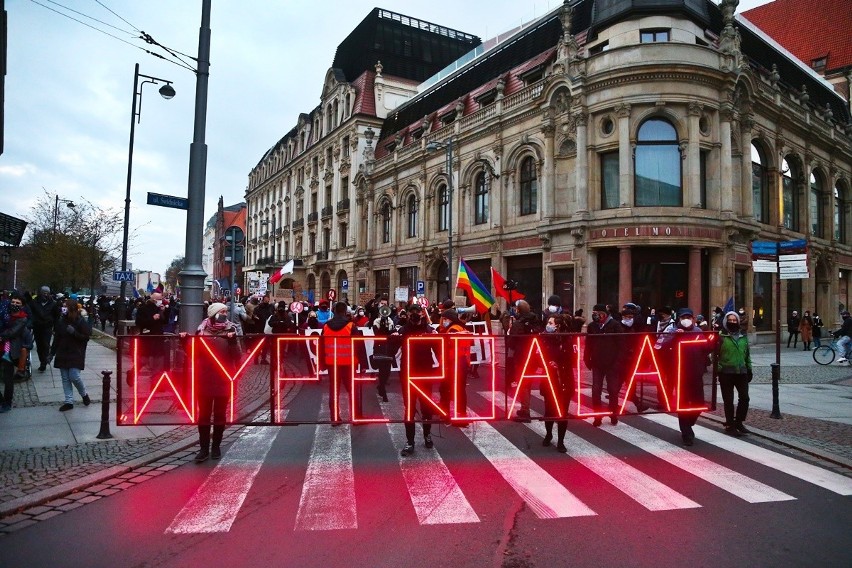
[812,336,851,365]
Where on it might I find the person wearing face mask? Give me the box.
[542,295,564,322]
[184,302,241,462]
[321,302,364,425]
[316,301,332,326]
[399,304,437,456]
[353,307,370,327]
[658,308,711,445]
[507,300,542,422]
[437,309,473,424]
[129,292,167,385]
[24,286,60,372]
[51,299,92,411]
[1,294,33,412]
[540,314,573,452]
[619,304,651,412]
[583,303,623,426]
[812,313,824,348]
[799,311,813,351]
[715,311,753,436]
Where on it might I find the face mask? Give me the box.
[215,314,228,323]
[358,311,364,316]
[545,324,557,333]
[155,300,163,307]
[61,306,68,315]
[621,318,634,328]
[548,305,558,313]
[726,322,739,332]
[10,304,22,313]
[441,320,451,328]
[680,318,693,328]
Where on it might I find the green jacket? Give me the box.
[716,330,752,374]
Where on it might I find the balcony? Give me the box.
[315,251,329,262]
[292,217,304,229]
[337,198,350,212]
[321,205,334,219]
[307,211,319,224]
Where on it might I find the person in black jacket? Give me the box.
[52,299,92,411]
[540,314,574,452]
[507,300,542,422]
[1,294,32,412]
[252,295,274,364]
[584,303,623,426]
[26,286,60,372]
[786,310,801,348]
[399,304,437,456]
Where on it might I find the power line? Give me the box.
[43,0,135,35]
[93,0,141,33]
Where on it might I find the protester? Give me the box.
[399,304,437,456]
[316,301,332,326]
[437,308,473,424]
[25,286,60,372]
[540,314,572,452]
[584,303,623,426]
[0,294,32,412]
[321,302,362,425]
[52,298,92,411]
[716,310,753,436]
[506,300,541,422]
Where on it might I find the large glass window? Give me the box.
[381,201,391,244]
[601,151,619,209]
[519,156,537,216]
[751,143,769,223]
[835,183,846,243]
[635,119,682,206]
[810,172,824,238]
[437,184,449,232]
[406,194,417,238]
[753,272,773,331]
[781,158,799,231]
[640,29,670,43]
[474,172,489,225]
[374,269,390,299]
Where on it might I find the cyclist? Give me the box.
[834,311,852,363]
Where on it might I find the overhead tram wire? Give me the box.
[29,0,197,73]
[140,31,199,72]
[43,0,135,35]
[93,0,141,33]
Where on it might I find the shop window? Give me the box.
[635,118,681,206]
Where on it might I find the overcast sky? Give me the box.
[2,0,771,277]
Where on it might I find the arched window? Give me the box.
[381,201,391,244]
[810,171,824,238]
[836,183,847,243]
[781,157,799,230]
[437,184,449,231]
[474,172,488,225]
[519,156,537,216]
[635,118,681,206]
[751,143,769,223]
[406,194,418,238]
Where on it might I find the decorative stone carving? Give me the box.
[614,103,630,118]
[374,61,383,77]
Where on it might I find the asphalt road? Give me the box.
[2,399,850,568]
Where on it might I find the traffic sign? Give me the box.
[417,296,430,309]
[416,280,425,295]
[290,302,304,314]
[113,270,134,282]
[342,279,349,292]
[327,288,336,301]
[147,192,189,210]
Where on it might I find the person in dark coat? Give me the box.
[540,314,574,452]
[52,298,92,411]
[25,286,60,372]
[185,302,242,462]
[506,300,542,421]
[584,303,623,426]
[1,294,32,412]
[786,310,801,348]
[252,295,274,364]
[399,304,437,456]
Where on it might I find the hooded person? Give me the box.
[321,301,363,424]
[715,310,753,436]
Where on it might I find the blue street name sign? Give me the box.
[113,270,135,282]
[147,192,189,210]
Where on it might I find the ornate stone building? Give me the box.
[246,1,852,340]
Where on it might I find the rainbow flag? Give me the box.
[456,258,495,313]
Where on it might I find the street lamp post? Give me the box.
[53,196,75,241]
[426,137,454,294]
[116,63,175,322]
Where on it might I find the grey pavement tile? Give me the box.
[69,421,160,444]
[0,405,68,427]
[0,424,77,451]
[2,519,38,532]
[32,510,64,521]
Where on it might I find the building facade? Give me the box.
[212,197,247,298]
[245,0,852,340]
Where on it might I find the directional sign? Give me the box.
[113,270,135,282]
[147,192,189,210]
[751,241,778,254]
[751,261,777,273]
[780,239,807,252]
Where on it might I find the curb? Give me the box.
[699,412,852,470]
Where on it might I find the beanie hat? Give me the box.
[208,302,227,318]
[677,307,694,318]
[547,295,562,307]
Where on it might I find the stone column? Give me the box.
[575,112,589,215]
[542,121,556,218]
[741,117,754,217]
[618,246,632,307]
[616,104,631,207]
[720,106,734,213]
[687,102,702,208]
[688,246,702,311]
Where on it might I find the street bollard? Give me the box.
[96,370,114,439]
[769,363,782,419]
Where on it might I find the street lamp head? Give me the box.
[425,141,443,152]
[158,83,176,100]
[66,201,76,209]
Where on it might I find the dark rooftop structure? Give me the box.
[331,8,482,83]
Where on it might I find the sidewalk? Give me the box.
[1,334,850,520]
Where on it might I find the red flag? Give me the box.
[491,267,525,302]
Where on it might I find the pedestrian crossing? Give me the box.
[164,390,852,534]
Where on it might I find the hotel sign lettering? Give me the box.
[589,226,722,240]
